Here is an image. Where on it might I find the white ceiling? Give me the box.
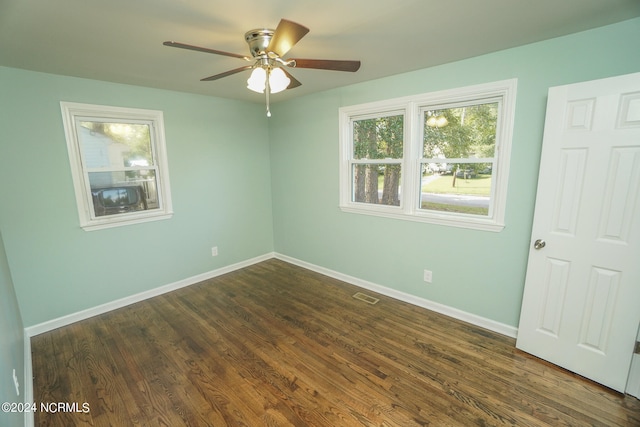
[1,0,639,104]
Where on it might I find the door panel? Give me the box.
[517,72,640,393]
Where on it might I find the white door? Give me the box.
[516,72,640,393]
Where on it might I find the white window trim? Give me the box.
[61,102,173,231]
[339,79,517,232]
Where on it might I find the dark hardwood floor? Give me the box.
[31,259,640,426]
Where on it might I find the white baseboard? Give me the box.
[627,354,640,398]
[25,251,517,340]
[23,249,516,424]
[23,330,33,427]
[21,249,638,422]
[274,253,518,338]
[22,252,271,427]
[24,252,275,338]
[627,327,640,397]
[21,250,517,426]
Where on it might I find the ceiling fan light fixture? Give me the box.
[247,67,266,93]
[268,67,290,94]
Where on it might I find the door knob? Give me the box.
[534,239,546,250]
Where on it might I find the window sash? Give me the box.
[350,163,403,207]
[351,113,405,160]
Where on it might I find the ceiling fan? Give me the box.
[164,19,361,116]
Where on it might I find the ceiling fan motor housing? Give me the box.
[244,29,275,57]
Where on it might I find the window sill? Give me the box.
[80,211,173,231]
[339,205,504,232]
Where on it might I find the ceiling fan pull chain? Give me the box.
[265,73,272,117]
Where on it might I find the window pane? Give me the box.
[88,170,159,216]
[78,121,154,169]
[353,114,403,160]
[420,163,491,216]
[423,102,498,159]
[352,164,401,206]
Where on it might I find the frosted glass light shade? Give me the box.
[268,67,290,94]
[247,67,266,93]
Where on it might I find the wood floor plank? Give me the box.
[31,259,640,426]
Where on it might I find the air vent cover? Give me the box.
[352,292,379,305]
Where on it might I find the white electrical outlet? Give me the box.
[423,269,433,283]
[211,246,218,257]
[12,368,20,396]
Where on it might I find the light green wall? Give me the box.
[0,68,274,327]
[0,230,24,427]
[269,18,640,327]
[0,18,638,333]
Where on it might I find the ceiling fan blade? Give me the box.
[200,65,253,81]
[281,68,302,89]
[290,58,361,72]
[163,41,248,60]
[267,19,309,57]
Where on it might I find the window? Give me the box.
[339,79,517,231]
[352,112,404,206]
[61,102,173,230]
